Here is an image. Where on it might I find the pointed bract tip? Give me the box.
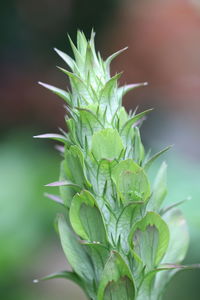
[33,279,39,283]
[38,81,47,88]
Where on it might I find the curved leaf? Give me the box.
[112,159,151,203]
[69,190,107,244]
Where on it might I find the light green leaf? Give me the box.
[38,81,71,104]
[58,215,94,281]
[117,107,129,128]
[97,251,135,300]
[91,128,124,161]
[54,48,75,70]
[69,190,107,244]
[33,133,68,144]
[112,159,151,203]
[129,212,169,271]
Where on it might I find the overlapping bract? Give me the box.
[37,31,193,300]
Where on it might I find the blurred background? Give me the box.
[1,0,200,299]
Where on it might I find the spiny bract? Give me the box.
[35,31,196,300]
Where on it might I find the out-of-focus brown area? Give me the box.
[1,1,200,300]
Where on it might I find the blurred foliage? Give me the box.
[0,130,64,298]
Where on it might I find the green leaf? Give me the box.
[58,214,94,281]
[34,270,85,290]
[116,202,145,254]
[91,128,124,161]
[33,133,68,144]
[58,67,92,105]
[97,251,135,300]
[162,209,189,264]
[65,145,91,188]
[69,190,107,244]
[59,160,76,207]
[120,109,153,135]
[105,47,128,73]
[134,127,145,165]
[148,162,167,212]
[38,81,71,104]
[112,159,151,203]
[129,212,169,271]
[118,82,148,98]
[96,159,117,202]
[117,107,129,128]
[131,212,169,268]
[84,243,110,283]
[54,48,75,71]
[143,146,172,170]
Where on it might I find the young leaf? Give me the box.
[33,133,68,144]
[38,82,71,104]
[118,82,148,98]
[69,190,107,244]
[54,48,75,70]
[129,212,169,271]
[34,270,85,290]
[65,145,91,188]
[112,159,151,203]
[120,109,153,135]
[105,47,128,73]
[91,128,124,161]
[97,251,135,300]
